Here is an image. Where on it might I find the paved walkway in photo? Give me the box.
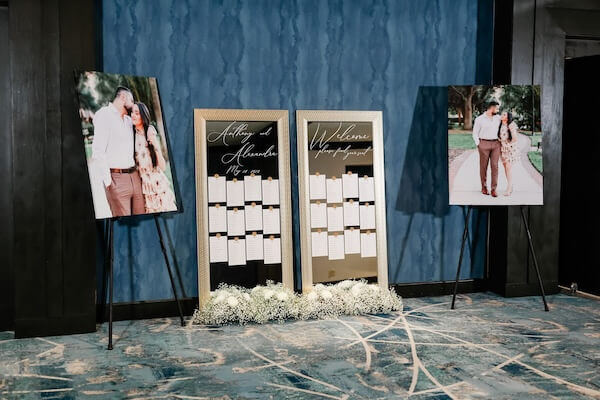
[450,133,543,205]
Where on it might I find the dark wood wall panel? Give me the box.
[9,0,97,338]
[0,5,14,331]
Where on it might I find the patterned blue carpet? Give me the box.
[1,292,599,399]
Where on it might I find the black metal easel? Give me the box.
[104,215,185,351]
[451,205,549,311]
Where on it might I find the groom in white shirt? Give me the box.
[91,86,144,217]
[472,101,501,197]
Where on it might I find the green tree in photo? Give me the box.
[448,86,496,130]
[499,85,541,132]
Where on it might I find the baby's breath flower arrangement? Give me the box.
[191,280,402,325]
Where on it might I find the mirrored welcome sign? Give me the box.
[296,110,389,292]
[194,109,293,305]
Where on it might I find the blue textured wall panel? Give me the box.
[102,0,492,302]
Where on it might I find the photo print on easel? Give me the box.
[76,71,179,218]
[448,85,543,205]
[194,109,293,305]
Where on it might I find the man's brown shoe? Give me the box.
[491,190,498,197]
[482,187,489,195]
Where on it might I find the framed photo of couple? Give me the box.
[75,71,179,219]
[447,85,543,206]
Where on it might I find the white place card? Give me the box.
[343,200,360,227]
[208,176,226,203]
[227,208,245,236]
[359,203,376,230]
[243,174,262,202]
[209,235,228,263]
[262,207,280,235]
[228,238,246,266]
[245,233,264,261]
[327,206,344,232]
[344,228,361,254]
[311,230,328,257]
[263,236,281,264]
[208,205,227,233]
[361,232,377,258]
[328,234,345,260]
[342,172,359,198]
[226,179,244,207]
[326,177,343,203]
[359,176,375,202]
[310,202,327,228]
[309,174,327,200]
[244,203,263,231]
[262,178,280,205]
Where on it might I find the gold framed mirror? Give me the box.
[194,109,293,305]
[296,110,388,292]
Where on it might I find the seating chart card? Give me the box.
[209,234,228,263]
[208,175,226,203]
[342,171,359,199]
[343,200,360,227]
[228,237,246,266]
[262,178,280,205]
[208,204,227,233]
[344,228,361,254]
[326,177,343,203]
[359,176,375,202]
[327,205,344,232]
[264,236,282,264]
[246,233,264,261]
[244,203,263,232]
[309,173,327,200]
[360,231,377,258]
[311,230,328,257]
[328,233,345,260]
[359,203,376,230]
[244,174,262,201]
[310,202,327,228]
[226,179,244,206]
[227,208,245,236]
[262,207,281,235]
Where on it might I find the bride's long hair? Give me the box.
[497,111,513,141]
[134,102,158,168]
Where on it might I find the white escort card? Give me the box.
[343,200,360,227]
[243,174,262,202]
[262,207,281,235]
[310,202,327,228]
[309,173,327,200]
[226,178,244,207]
[244,203,263,231]
[359,176,375,202]
[208,204,227,233]
[328,233,345,260]
[342,172,359,198]
[360,231,377,258]
[327,205,344,232]
[228,237,246,266]
[263,236,281,264]
[344,228,361,254]
[359,203,376,230]
[209,234,228,263]
[311,230,328,257]
[227,208,245,236]
[245,233,264,261]
[208,175,226,203]
[262,178,280,205]
[326,177,343,203]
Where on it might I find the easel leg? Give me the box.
[154,216,185,326]
[99,221,110,323]
[108,219,114,350]
[520,206,550,312]
[451,206,472,309]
